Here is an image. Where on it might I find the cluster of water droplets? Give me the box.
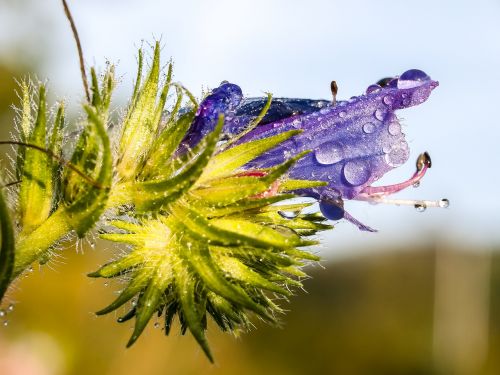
[343,160,371,186]
[0,303,15,327]
[414,199,450,212]
[314,142,344,165]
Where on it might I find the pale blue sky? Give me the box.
[1,0,499,257]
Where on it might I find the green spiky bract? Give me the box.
[0,42,330,362]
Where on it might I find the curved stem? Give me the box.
[61,0,90,103]
[13,208,72,278]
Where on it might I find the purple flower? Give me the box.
[184,69,440,231]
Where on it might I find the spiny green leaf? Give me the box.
[181,242,270,319]
[127,272,165,347]
[95,270,151,315]
[18,85,53,232]
[65,104,112,237]
[278,178,328,192]
[199,129,301,182]
[173,258,213,362]
[141,109,194,178]
[132,115,223,212]
[0,189,15,302]
[192,194,295,218]
[118,42,164,179]
[49,104,65,211]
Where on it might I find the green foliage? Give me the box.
[0,42,328,362]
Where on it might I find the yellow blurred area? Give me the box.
[0,242,499,375]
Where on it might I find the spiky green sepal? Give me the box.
[93,117,329,361]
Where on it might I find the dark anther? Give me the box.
[376,77,393,87]
[416,151,432,171]
[330,80,338,106]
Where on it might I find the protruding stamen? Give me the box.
[360,152,431,196]
[356,195,450,209]
[330,80,338,106]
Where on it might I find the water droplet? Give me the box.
[339,111,347,118]
[397,69,431,89]
[374,109,384,121]
[366,84,381,94]
[363,122,376,134]
[104,282,109,287]
[278,211,300,219]
[383,95,393,106]
[3,320,8,327]
[28,266,33,273]
[413,181,420,188]
[314,142,344,165]
[343,160,371,186]
[388,122,401,136]
[439,199,450,208]
[382,145,392,154]
[320,200,344,220]
[384,146,408,167]
[0,310,5,318]
[414,203,427,212]
[154,322,160,329]
[7,304,14,312]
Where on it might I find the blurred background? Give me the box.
[0,0,499,374]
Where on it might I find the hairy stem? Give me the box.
[13,208,72,277]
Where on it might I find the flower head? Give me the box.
[187,69,441,231]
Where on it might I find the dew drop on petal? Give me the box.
[415,203,427,212]
[439,199,450,208]
[382,145,392,154]
[388,122,401,136]
[315,142,344,165]
[397,69,431,89]
[343,160,371,186]
[374,109,384,121]
[339,111,347,118]
[154,322,160,329]
[3,320,8,327]
[7,304,14,312]
[0,310,5,318]
[383,95,393,106]
[363,122,376,134]
[384,146,408,167]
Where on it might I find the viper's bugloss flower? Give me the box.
[0,37,446,364]
[185,70,443,231]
